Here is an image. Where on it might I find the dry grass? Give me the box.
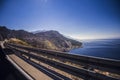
[8,38,31,46]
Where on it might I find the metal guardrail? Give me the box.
[6,43,120,80]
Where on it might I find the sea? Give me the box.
[69,39,120,60]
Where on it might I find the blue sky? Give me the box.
[0,0,120,39]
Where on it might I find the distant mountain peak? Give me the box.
[32,30,59,34]
[32,30,47,34]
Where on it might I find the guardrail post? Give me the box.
[28,51,31,60]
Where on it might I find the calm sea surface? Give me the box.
[69,39,120,60]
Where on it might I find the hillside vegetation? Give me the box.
[8,38,31,47]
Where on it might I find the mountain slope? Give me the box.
[0,26,82,51]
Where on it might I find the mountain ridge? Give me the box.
[0,26,82,52]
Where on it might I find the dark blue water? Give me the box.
[69,39,120,60]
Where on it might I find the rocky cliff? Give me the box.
[0,26,82,51]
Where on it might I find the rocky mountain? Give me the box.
[0,26,82,51]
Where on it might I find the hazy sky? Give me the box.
[0,0,120,39]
